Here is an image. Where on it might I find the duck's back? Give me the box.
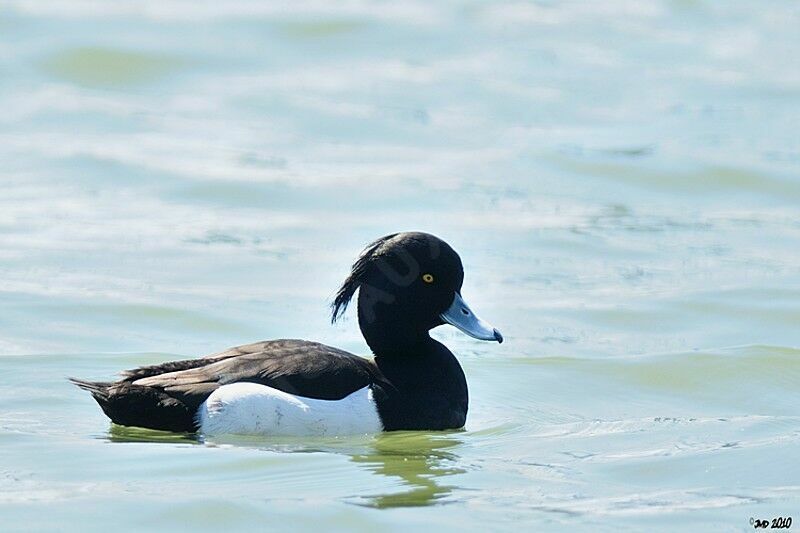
[71,339,385,433]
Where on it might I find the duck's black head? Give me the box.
[332,232,502,353]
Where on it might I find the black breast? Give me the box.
[371,340,468,431]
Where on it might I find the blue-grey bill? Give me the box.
[440,292,503,343]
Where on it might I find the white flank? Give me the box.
[197,383,383,437]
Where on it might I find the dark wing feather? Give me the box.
[118,341,271,381]
[132,339,381,407]
[72,339,385,432]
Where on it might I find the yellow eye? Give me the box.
[422,273,434,283]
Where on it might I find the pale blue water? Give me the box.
[1,1,799,531]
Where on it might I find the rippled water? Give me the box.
[2,1,799,531]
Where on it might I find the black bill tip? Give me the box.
[493,328,504,343]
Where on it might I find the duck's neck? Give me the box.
[357,300,432,356]
[360,313,469,431]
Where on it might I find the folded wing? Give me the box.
[72,339,384,432]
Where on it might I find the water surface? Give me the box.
[1,1,799,531]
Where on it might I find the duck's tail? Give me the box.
[68,377,113,400]
[69,377,197,433]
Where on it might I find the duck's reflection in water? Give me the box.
[107,423,199,444]
[105,425,465,508]
[349,431,465,508]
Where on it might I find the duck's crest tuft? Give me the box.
[331,233,398,323]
